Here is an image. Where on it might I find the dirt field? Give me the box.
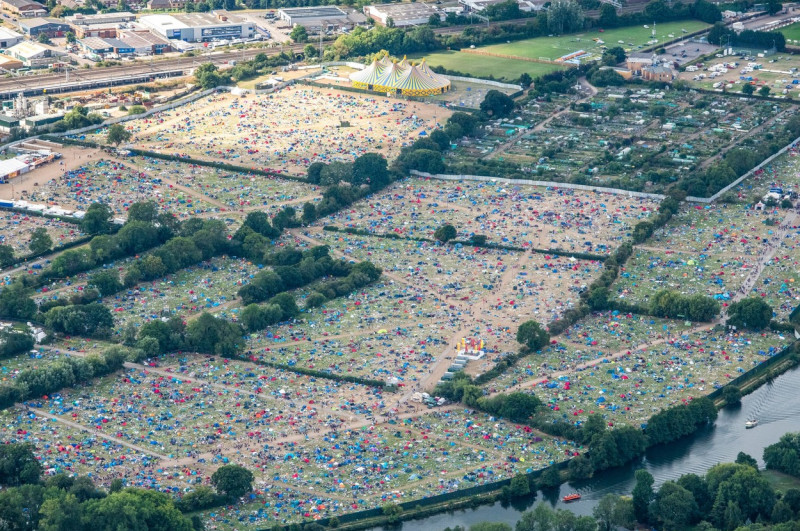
[87,85,451,176]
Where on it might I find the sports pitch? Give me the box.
[778,21,800,44]
[410,50,566,81]
[480,19,710,62]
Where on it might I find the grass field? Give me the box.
[410,50,565,81]
[778,21,800,44]
[481,19,710,62]
[763,469,800,492]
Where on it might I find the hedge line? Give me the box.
[321,225,607,261]
[40,134,309,183]
[232,354,386,388]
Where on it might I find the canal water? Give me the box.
[387,364,800,531]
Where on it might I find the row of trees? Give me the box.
[708,22,786,51]
[0,328,34,360]
[43,303,114,338]
[765,431,800,478]
[631,459,791,530]
[238,246,347,304]
[648,289,720,322]
[467,454,797,531]
[0,442,255,530]
[0,346,128,409]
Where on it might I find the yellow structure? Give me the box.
[349,55,450,97]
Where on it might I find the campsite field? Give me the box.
[479,20,710,63]
[0,212,84,255]
[6,75,800,530]
[85,85,451,176]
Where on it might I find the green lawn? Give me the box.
[411,50,565,81]
[481,20,710,62]
[778,21,800,44]
[763,469,800,492]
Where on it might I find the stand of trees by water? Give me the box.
[452,452,800,531]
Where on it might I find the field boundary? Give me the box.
[409,169,666,200]
[460,48,578,67]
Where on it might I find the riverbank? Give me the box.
[319,340,800,531]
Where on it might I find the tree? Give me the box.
[352,152,388,187]
[290,25,308,43]
[568,455,594,479]
[82,489,193,530]
[0,244,14,267]
[29,227,52,254]
[516,320,549,351]
[90,270,123,297]
[434,223,457,243]
[0,282,36,320]
[211,464,254,499]
[602,46,626,66]
[546,0,584,34]
[759,85,771,98]
[447,112,478,137]
[38,492,82,531]
[193,62,229,89]
[539,466,561,488]
[0,443,41,486]
[81,202,113,235]
[722,384,742,406]
[307,162,325,184]
[727,297,772,330]
[38,33,51,44]
[319,161,353,185]
[65,31,76,44]
[632,469,654,524]
[735,451,758,470]
[598,3,617,27]
[106,124,131,147]
[517,503,555,531]
[612,496,635,530]
[127,201,159,224]
[742,83,755,96]
[593,494,618,531]
[480,90,515,117]
[509,474,531,498]
[303,43,317,58]
[651,481,697,531]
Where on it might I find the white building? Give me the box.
[138,11,254,42]
[363,3,444,27]
[459,0,542,11]
[6,41,65,67]
[0,27,22,48]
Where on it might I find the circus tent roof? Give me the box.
[349,58,385,85]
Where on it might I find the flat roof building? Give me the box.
[66,11,135,25]
[118,29,171,54]
[363,3,443,27]
[18,17,71,37]
[278,6,365,32]
[138,11,255,42]
[0,27,22,48]
[459,0,542,11]
[1,0,45,17]
[7,41,65,66]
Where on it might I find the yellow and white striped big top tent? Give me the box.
[349,55,450,97]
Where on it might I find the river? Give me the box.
[384,363,800,531]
